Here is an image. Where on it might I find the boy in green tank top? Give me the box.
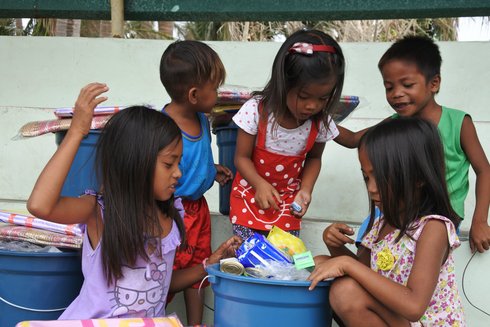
[333,35,490,253]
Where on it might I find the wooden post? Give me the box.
[110,0,124,38]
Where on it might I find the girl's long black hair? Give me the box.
[359,117,460,241]
[95,106,185,284]
[255,29,345,133]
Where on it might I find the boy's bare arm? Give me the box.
[460,115,490,253]
[334,125,367,148]
[335,117,394,149]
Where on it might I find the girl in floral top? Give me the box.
[309,117,465,326]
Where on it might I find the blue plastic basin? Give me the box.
[206,263,332,327]
[0,249,83,326]
[213,122,238,215]
[55,130,100,197]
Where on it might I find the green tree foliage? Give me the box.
[0,18,16,35]
[23,18,56,36]
[179,18,459,42]
[0,18,466,41]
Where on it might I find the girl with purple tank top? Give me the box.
[27,83,241,319]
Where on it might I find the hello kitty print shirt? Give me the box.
[59,192,181,319]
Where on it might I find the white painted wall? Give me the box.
[0,37,489,325]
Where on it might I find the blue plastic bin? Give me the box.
[0,249,83,326]
[206,264,332,327]
[213,122,238,215]
[55,130,100,197]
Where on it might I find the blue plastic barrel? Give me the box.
[55,130,100,197]
[206,264,332,327]
[0,249,83,326]
[213,122,238,215]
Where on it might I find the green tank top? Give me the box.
[393,107,469,218]
[438,107,470,218]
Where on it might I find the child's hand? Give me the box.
[469,220,490,253]
[254,180,281,211]
[70,83,109,137]
[290,190,311,218]
[313,254,332,266]
[208,235,243,265]
[214,164,233,186]
[323,223,355,248]
[307,256,350,290]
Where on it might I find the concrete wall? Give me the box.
[0,37,489,325]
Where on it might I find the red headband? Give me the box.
[288,42,336,55]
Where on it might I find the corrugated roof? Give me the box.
[1,0,489,21]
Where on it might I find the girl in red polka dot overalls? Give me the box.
[229,29,347,240]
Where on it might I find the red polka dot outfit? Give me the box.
[229,98,338,232]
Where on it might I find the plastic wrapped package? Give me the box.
[0,223,82,249]
[236,233,292,268]
[267,225,307,256]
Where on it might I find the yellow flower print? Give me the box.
[376,247,395,271]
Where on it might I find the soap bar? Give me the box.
[293,250,315,270]
[291,201,302,212]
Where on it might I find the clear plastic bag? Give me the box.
[249,260,311,281]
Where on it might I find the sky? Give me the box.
[457,17,490,41]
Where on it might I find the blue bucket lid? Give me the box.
[0,249,80,258]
